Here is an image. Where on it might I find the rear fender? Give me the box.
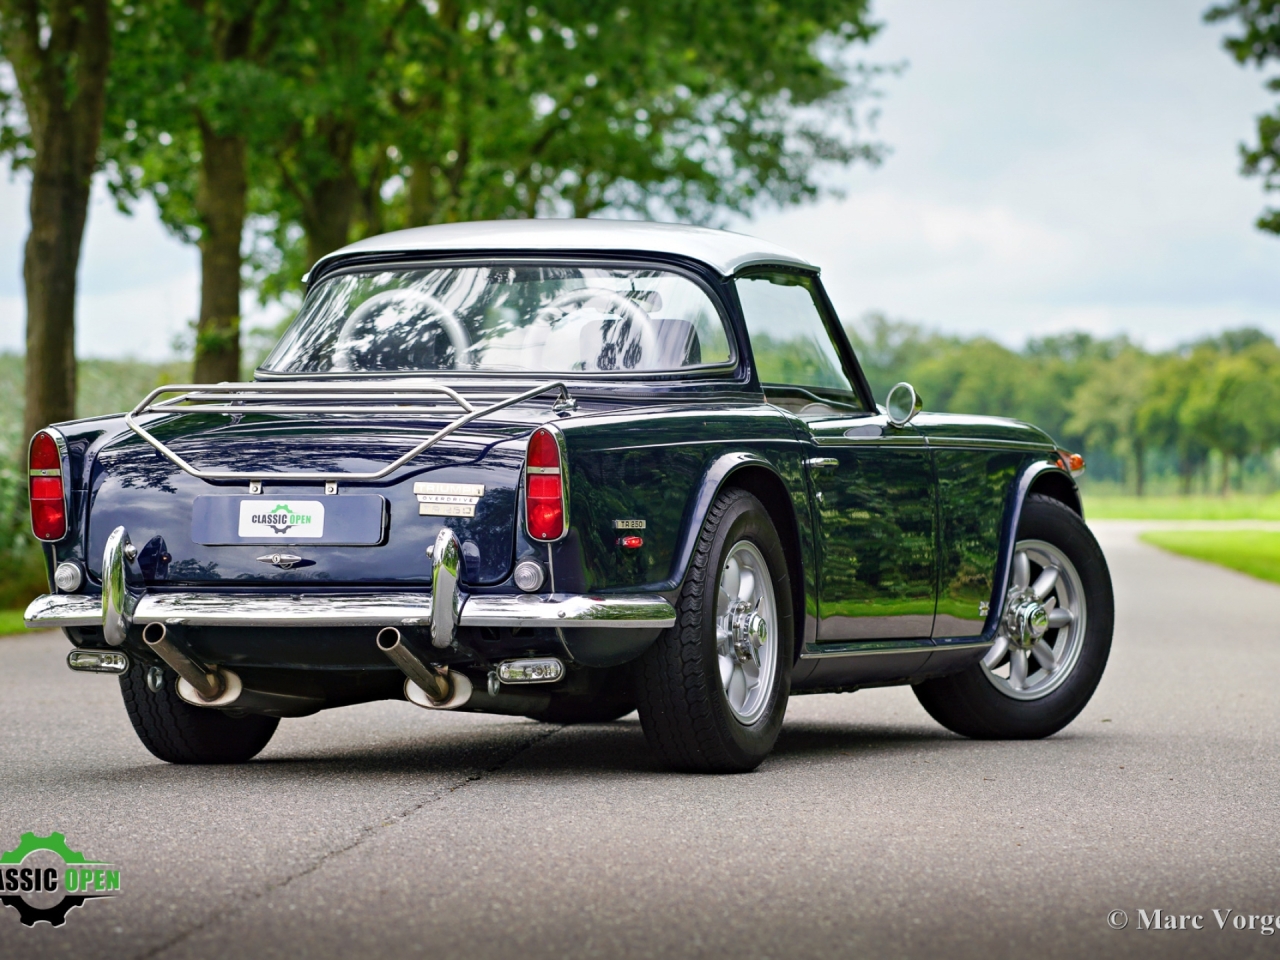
[658,452,811,655]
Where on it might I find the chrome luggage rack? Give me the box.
[124,380,574,483]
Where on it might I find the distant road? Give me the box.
[2,520,1279,959]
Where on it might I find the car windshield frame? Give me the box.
[256,256,741,382]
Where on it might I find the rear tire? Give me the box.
[913,495,1113,739]
[119,662,279,763]
[634,488,793,772]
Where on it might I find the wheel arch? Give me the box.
[1026,468,1082,517]
[665,453,808,658]
[982,461,1081,641]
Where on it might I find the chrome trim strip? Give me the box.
[800,639,935,659]
[25,590,676,629]
[799,638,993,659]
[923,436,1055,452]
[25,593,101,628]
[459,594,676,629]
[813,435,927,447]
[123,380,571,483]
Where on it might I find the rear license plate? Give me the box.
[192,496,387,545]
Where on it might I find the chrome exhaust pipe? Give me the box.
[142,621,225,701]
[376,627,471,709]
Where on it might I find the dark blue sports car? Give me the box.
[26,220,1112,772]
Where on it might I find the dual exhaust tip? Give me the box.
[69,621,564,716]
[375,627,565,710]
[376,627,469,709]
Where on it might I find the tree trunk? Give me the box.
[297,120,359,268]
[193,117,246,383]
[1134,442,1145,497]
[303,173,359,268]
[1221,452,1231,497]
[23,129,87,441]
[1,0,111,445]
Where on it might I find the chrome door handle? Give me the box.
[804,457,839,469]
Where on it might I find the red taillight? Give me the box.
[29,430,67,541]
[525,427,566,541]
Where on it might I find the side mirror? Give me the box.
[885,382,923,427]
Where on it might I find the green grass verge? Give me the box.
[0,609,30,637]
[1140,529,1280,586]
[1085,494,1280,520]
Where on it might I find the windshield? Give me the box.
[261,264,733,375]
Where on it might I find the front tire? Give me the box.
[119,662,279,763]
[635,488,794,772]
[913,494,1113,739]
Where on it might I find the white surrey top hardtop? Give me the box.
[309,219,814,280]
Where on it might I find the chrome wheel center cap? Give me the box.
[727,602,768,665]
[1008,598,1049,648]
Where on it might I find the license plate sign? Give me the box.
[192,495,386,545]
[238,500,325,538]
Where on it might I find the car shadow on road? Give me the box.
[45,713,1093,788]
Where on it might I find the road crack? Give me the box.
[135,724,562,960]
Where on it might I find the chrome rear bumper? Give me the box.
[25,590,676,631]
[29,522,677,641]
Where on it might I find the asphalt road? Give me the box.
[2,520,1279,959]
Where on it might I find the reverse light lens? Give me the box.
[29,430,67,541]
[525,427,566,541]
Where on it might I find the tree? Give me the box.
[245,0,889,298]
[0,0,110,444]
[1137,354,1209,494]
[1066,347,1152,494]
[1207,1,1280,234]
[105,0,292,381]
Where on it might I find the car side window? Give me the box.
[735,271,864,414]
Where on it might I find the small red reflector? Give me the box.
[619,536,644,549]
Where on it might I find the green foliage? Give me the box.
[1207,0,1280,234]
[102,0,891,302]
[0,610,31,636]
[1141,528,1280,584]
[0,353,190,609]
[845,316,1280,498]
[1087,494,1280,519]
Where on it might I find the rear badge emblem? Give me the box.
[415,482,484,518]
[258,553,303,569]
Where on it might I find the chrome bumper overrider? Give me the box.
[25,591,676,631]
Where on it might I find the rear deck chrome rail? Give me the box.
[123,379,573,483]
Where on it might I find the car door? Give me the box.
[735,269,938,644]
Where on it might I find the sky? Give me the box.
[0,0,1278,359]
